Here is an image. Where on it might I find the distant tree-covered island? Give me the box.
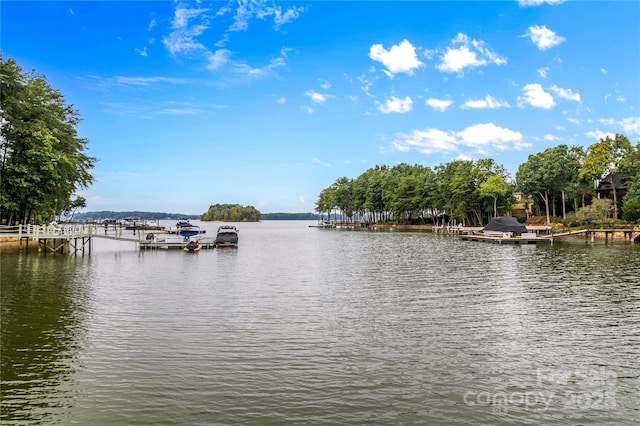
[201,204,261,222]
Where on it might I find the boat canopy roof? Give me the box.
[482,216,527,234]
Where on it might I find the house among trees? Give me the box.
[595,173,633,212]
[511,192,533,216]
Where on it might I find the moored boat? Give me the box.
[215,225,239,247]
[183,240,201,252]
[124,218,165,231]
[174,218,202,238]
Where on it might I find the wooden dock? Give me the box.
[551,228,639,243]
[0,224,218,253]
[460,228,639,245]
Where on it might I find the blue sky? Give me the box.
[2,0,639,214]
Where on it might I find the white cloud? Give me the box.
[543,134,561,142]
[311,157,331,167]
[305,90,330,104]
[369,39,423,75]
[426,98,453,112]
[391,122,529,155]
[550,85,581,103]
[586,130,615,140]
[455,153,474,162]
[357,74,375,97]
[299,196,305,204]
[163,6,209,55]
[276,97,286,104]
[537,67,549,78]
[148,19,157,31]
[378,96,413,113]
[230,1,304,31]
[272,5,304,29]
[518,0,565,6]
[113,76,188,86]
[621,117,640,135]
[231,57,286,77]
[518,83,555,109]
[162,3,291,80]
[437,33,506,73]
[461,95,510,109]
[392,128,458,154]
[524,25,566,50]
[135,46,148,57]
[458,123,527,150]
[173,7,208,29]
[616,96,626,103]
[206,49,231,70]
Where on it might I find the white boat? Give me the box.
[173,218,203,238]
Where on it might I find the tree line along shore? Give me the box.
[314,137,640,229]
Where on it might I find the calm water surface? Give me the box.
[1,220,639,425]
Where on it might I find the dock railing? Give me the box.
[0,223,132,241]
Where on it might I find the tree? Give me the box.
[1,55,95,225]
[576,198,614,223]
[620,141,640,177]
[333,177,354,221]
[473,159,510,222]
[622,178,640,222]
[479,174,509,217]
[63,196,87,221]
[516,145,574,225]
[434,160,477,225]
[315,186,336,220]
[580,134,633,219]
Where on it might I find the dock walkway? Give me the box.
[0,224,216,253]
[551,228,639,243]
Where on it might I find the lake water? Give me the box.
[1,220,639,425]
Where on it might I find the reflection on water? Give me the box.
[1,255,92,423]
[1,221,639,425]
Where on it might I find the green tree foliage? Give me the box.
[516,145,579,225]
[1,55,95,225]
[580,134,634,219]
[63,196,86,221]
[316,137,638,226]
[314,160,510,226]
[200,203,261,222]
[479,174,509,217]
[575,198,614,223]
[434,160,476,224]
[622,178,640,222]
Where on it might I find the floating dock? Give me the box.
[459,234,552,245]
[139,240,217,250]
